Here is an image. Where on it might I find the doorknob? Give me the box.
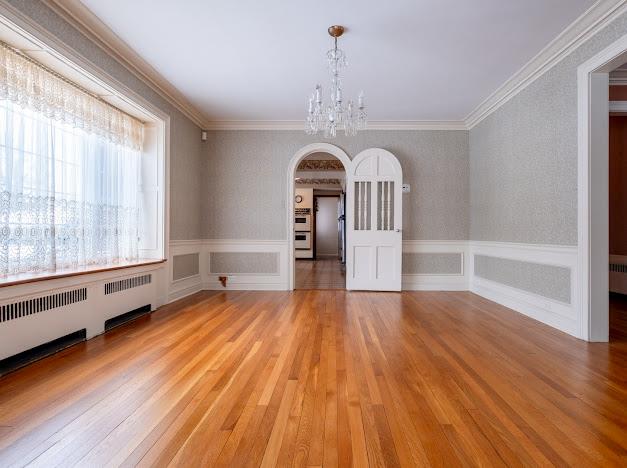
[395,228,402,232]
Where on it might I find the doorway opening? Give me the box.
[294,153,347,289]
[578,34,627,342]
[609,62,627,342]
[286,143,351,291]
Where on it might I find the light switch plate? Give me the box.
[402,183,410,193]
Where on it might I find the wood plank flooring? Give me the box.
[295,258,345,289]
[1,290,627,466]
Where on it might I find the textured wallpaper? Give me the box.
[402,253,462,275]
[469,10,627,245]
[173,253,200,280]
[474,255,571,304]
[7,0,204,240]
[209,252,279,275]
[202,130,469,240]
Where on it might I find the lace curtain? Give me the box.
[0,101,141,276]
[0,42,143,151]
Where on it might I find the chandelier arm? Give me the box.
[305,25,366,137]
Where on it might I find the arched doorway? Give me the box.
[287,143,352,290]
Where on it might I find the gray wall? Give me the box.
[474,255,571,303]
[202,130,469,240]
[172,253,200,280]
[6,0,204,240]
[402,253,462,275]
[469,10,627,246]
[209,252,279,275]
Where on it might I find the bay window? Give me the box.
[0,42,147,278]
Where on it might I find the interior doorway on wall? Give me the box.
[578,36,627,342]
[609,61,627,342]
[294,152,346,289]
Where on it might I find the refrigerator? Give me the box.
[338,192,346,264]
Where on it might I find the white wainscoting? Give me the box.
[401,240,469,291]
[469,241,579,338]
[168,240,289,301]
[168,240,205,302]
[168,239,584,338]
[204,240,288,291]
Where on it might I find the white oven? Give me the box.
[294,214,311,231]
[294,231,311,249]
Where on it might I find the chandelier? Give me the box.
[305,25,367,138]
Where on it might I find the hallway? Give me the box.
[295,258,345,290]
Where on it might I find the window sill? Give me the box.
[0,259,167,288]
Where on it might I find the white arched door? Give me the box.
[347,148,403,291]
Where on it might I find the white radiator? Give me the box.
[610,255,627,295]
[0,267,162,361]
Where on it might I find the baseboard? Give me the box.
[167,239,585,338]
[402,275,468,291]
[470,276,578,337]
[168,277,204,303]
[205,281,288,291]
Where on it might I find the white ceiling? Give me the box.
[78,0,596,122]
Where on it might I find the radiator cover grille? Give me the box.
[610,263,627,274]
[1,288,87,324]
[104,274,152,295]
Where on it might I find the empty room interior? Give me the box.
[1,0,627,466]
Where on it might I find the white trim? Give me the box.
[610,69,627,84]
[0,261,167,360]
[26,0,627,133]
[287,144,352,290]
[203,120,467,131]
[401,240,469,291]
[0,8,172,309]
[577,33,627,342]
[468,241,579,337]
[609,100,627,111]
[471,277,579,336]
[43,0,209,128]
[168,239,586,337]
[168,239,289,296]
[466,0,627,129]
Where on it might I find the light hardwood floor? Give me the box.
[1,290,627,466]
[295,258,345,289]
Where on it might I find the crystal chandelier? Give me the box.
[305,25,367,138]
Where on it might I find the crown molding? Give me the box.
[43,0,210,129]
[465,0,627,129]
[203,120,468,131]
[34,0,627,133]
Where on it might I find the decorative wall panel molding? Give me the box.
[401,241,469,290]
[168,239,585,339]
[468,241,578,337]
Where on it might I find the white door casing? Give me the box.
[346,148,403,291]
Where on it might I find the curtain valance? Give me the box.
[0,42,143,150]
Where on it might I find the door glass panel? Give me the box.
[377,181,394,230]
[354,181,371,230]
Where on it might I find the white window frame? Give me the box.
[0,7,170,281]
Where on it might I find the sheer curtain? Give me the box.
[0,100,141,277]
